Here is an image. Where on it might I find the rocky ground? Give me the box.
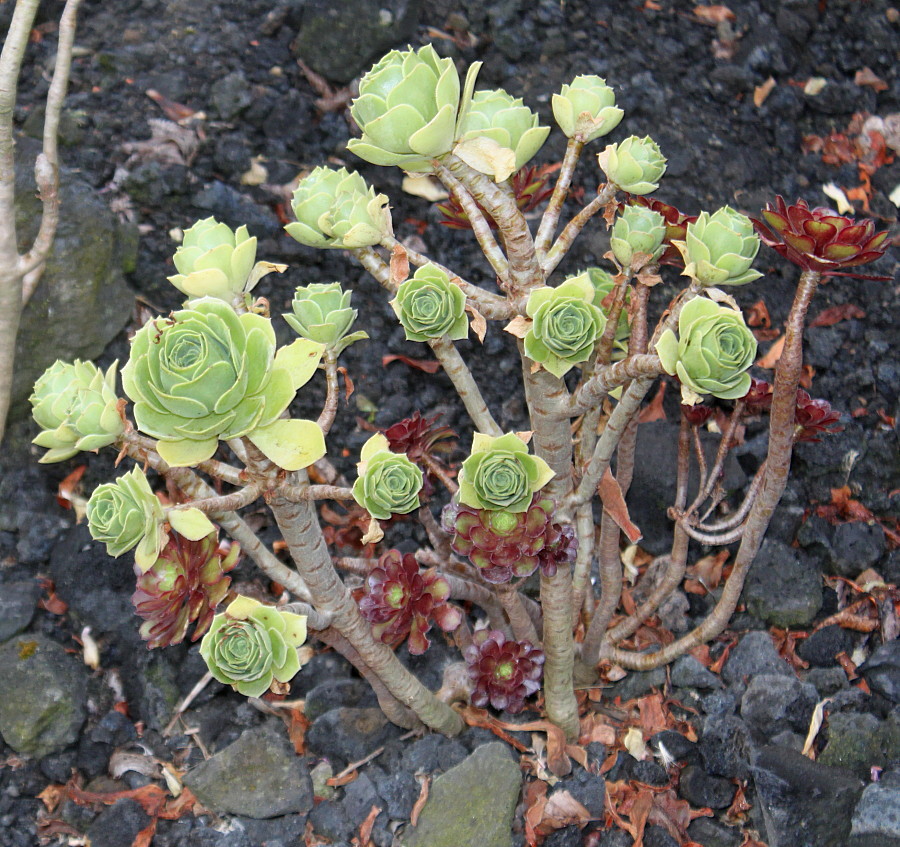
[0,0,898,845]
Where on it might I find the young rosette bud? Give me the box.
[655,297,757,403]
[30,359,123,463]
[751,196,890,279]
[444,493,577,584]
[87,466,167,570]
[598,135,666,195]
[358,550,461,654]
[348,44,461,170]
[132,530,239,649]
[742,377,773,416]
[464,629,544,713]
[681,403,715,427]
[794,390,843,442]
[390,263,468,342]
[523,275,607,378]
[631,197,698,267]
[682,207,762,287]
[454,88,550,182]
[122,297,325,470]
[200,595,307,698]
[552,75,624,143]
[168,217,258,300]
[458,432,554,514]
[610,205,666,269]
[352,433,424,520]
[286,167,391,250]
[283,283,367,354]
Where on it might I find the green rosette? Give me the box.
[352,434,424,520]
[390,263,468,342]
[682,206,762,287]
[551,75,624,143]
[599,135,667,195]
[610,205,666,268]
[283,282,368,354]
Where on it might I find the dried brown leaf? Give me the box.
[809,303,866,327]
[693,5,735,25]
[381,354,441,374]
[854,67,888,92]
[753,77,776,107]
[598,468,643,544]
[755,335,785,369]
[638,381,667,423]
[410,776,430,826]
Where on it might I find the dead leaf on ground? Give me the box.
[639,381,667,423]
[693,5,735,25]
[753,77,776,107]
[410,776,430,826]
[745,299,771,328]
[809,303,866,327]
[684,551,728,595]
[755,335,785,369]
[537,790,593,836]
[381,355,441,374]
[854,67,888,92]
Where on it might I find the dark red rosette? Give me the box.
[630,196,698,266]
[464,629,544,713]
[132,531,239,649]
[751,196,890,279]
[436,164,554,230]
[794,389,843,442]
[443,494,577,584]
[384,411,455,463]
[741,377,774,416]
[358,549,461,654]
[681,403,715,426]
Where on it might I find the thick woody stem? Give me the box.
[601,271,821,669]
[352,246,397,293]
[567,356,662,418]
[496,583,540,644]
[693,461,766,532]
[317,356,340,434]
[265,468,463,734]
[428,336,502,436]
[542,183,617,276]
[167,485,261,514]
[381,232,511,319]
[570,503,596,616]
[277,483,355,502]
[534,137,585,257]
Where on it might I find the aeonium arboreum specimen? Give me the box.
[285,167,392,250]
[168,217,258,301]
[30,359,124,463]
[358,550,461,654]
[794,389,843,442]
[458,431,554,514]
[200,595,307,698]
[391,263,468,341]
[630,197,698,267]
[610,204,666,270]
[132,530,239,649]
[751,196,890,279]
[348,43,462,171]
[598,135,667,195]
[465,629,545,713]
[523,274,607,378]
[283,282,368,355]
[353,433,425,520]
[552,74,624,143]
[681,206,762,287]
[122,297,325,470]
[655,296,757,403]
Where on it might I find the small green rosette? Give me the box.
[283,283,367,355]
[551,75,624,143]
[610,205,666,269]
[599,135,667,195]
[682,206,762,287]
[352,433,424,520]
[390,263,468,342]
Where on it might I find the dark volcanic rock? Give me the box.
[677,764,735,809]
[850,771,900,846]
[86,799,150,847]
[742,539,822,627]
[721,630,793,686]
[859,640,900,703]
[740,674,818,742]
[307,707,402,765]
[0,580,41,643]
[699,715,753,780]
[797,625,854,668]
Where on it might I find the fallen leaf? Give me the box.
[381,355,441,374]
[693,5,735,25]
[801,697,831,758]
[753,76,776,107]
[598,469,643,544]
[854,67,888,92]
[145,88,197,122]
[755,335,785,369]
[637,692,670,736]
[467,303,487,343]
[355,805,381,847]
[536,790,593,835]
[410,776,430,826]
[723,782,752,824]
[822,182,854,214]
[685,551,728,595]
[390,244,409,286]
[56,464,87,516]
[623,726,648,761]
[746,299,771,328]
[809,303,866,327]
[803,77,828,96]
[37,783,65,812]
[638,381,667,423]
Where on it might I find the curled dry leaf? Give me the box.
[809,303,866,327]
[755,335,785,369]
[693,4,736,25]
[466,303,487,343]
[754,76,776,107]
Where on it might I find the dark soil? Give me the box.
[1,1,898,846]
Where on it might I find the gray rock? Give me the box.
[740,674,818,742]
[0,634,87,756]
[742,539,822,627]
[183,723,313,818]
[671,655,722,690]
[859,639,900,703]
[804,666,849,698]
[677,764,735,809]
[699,715,753,780]
[210,71,252,120]
[607,667,666,701]
[797,625,854,668]
[307,707,402,764]
[687,817,742,847]
[820,710,900,777]
[10,137,136,423]
[0,579,41,642]
[400,743,521,847]
[291,0,421,84]
[304,678,374,722]
[401,733,468,774]
[86,799,150,847]
[829,522,886,578]
[721,630,792,686]
[851,774,900,845]
[752,745,864,847]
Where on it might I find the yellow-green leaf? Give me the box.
[168,507,215,541]
[247,418,326,471]
[275,339,326,390]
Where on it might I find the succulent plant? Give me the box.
[794,390,843,442]
[283,282,367,354]
[87,466,167,571]
[384,411,455,463]
[741,377,774,416]
[168,217,259,301]
[200,595,307,698]
[464,629,544,713]
[436,163,554,230]
[680,403,715,427]
[751,196,890,278]
[610,204,667,269]
[682,206,762,287]
[391,263,468,342]
[286,167,391,250]
[352,433,424,520]
[552,74,624,143]
[348,44,462,170]
[444,493,577,584]
[630,197,698,267]
[132,530,239,649]
[358,550,461,654]
[656,297,757,402]
[524,274,607,378]
[455,87,550,181]
[458,432,554,514]
[599,135,666,195]
[122,297,325,470]
[30,359,124,463]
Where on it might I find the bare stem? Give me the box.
[428,336,502,436]
[534,137,585,257]
[496,583,540,644]
[542,182,617,276]
[316,355,340,434]
[277,482,355,502]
